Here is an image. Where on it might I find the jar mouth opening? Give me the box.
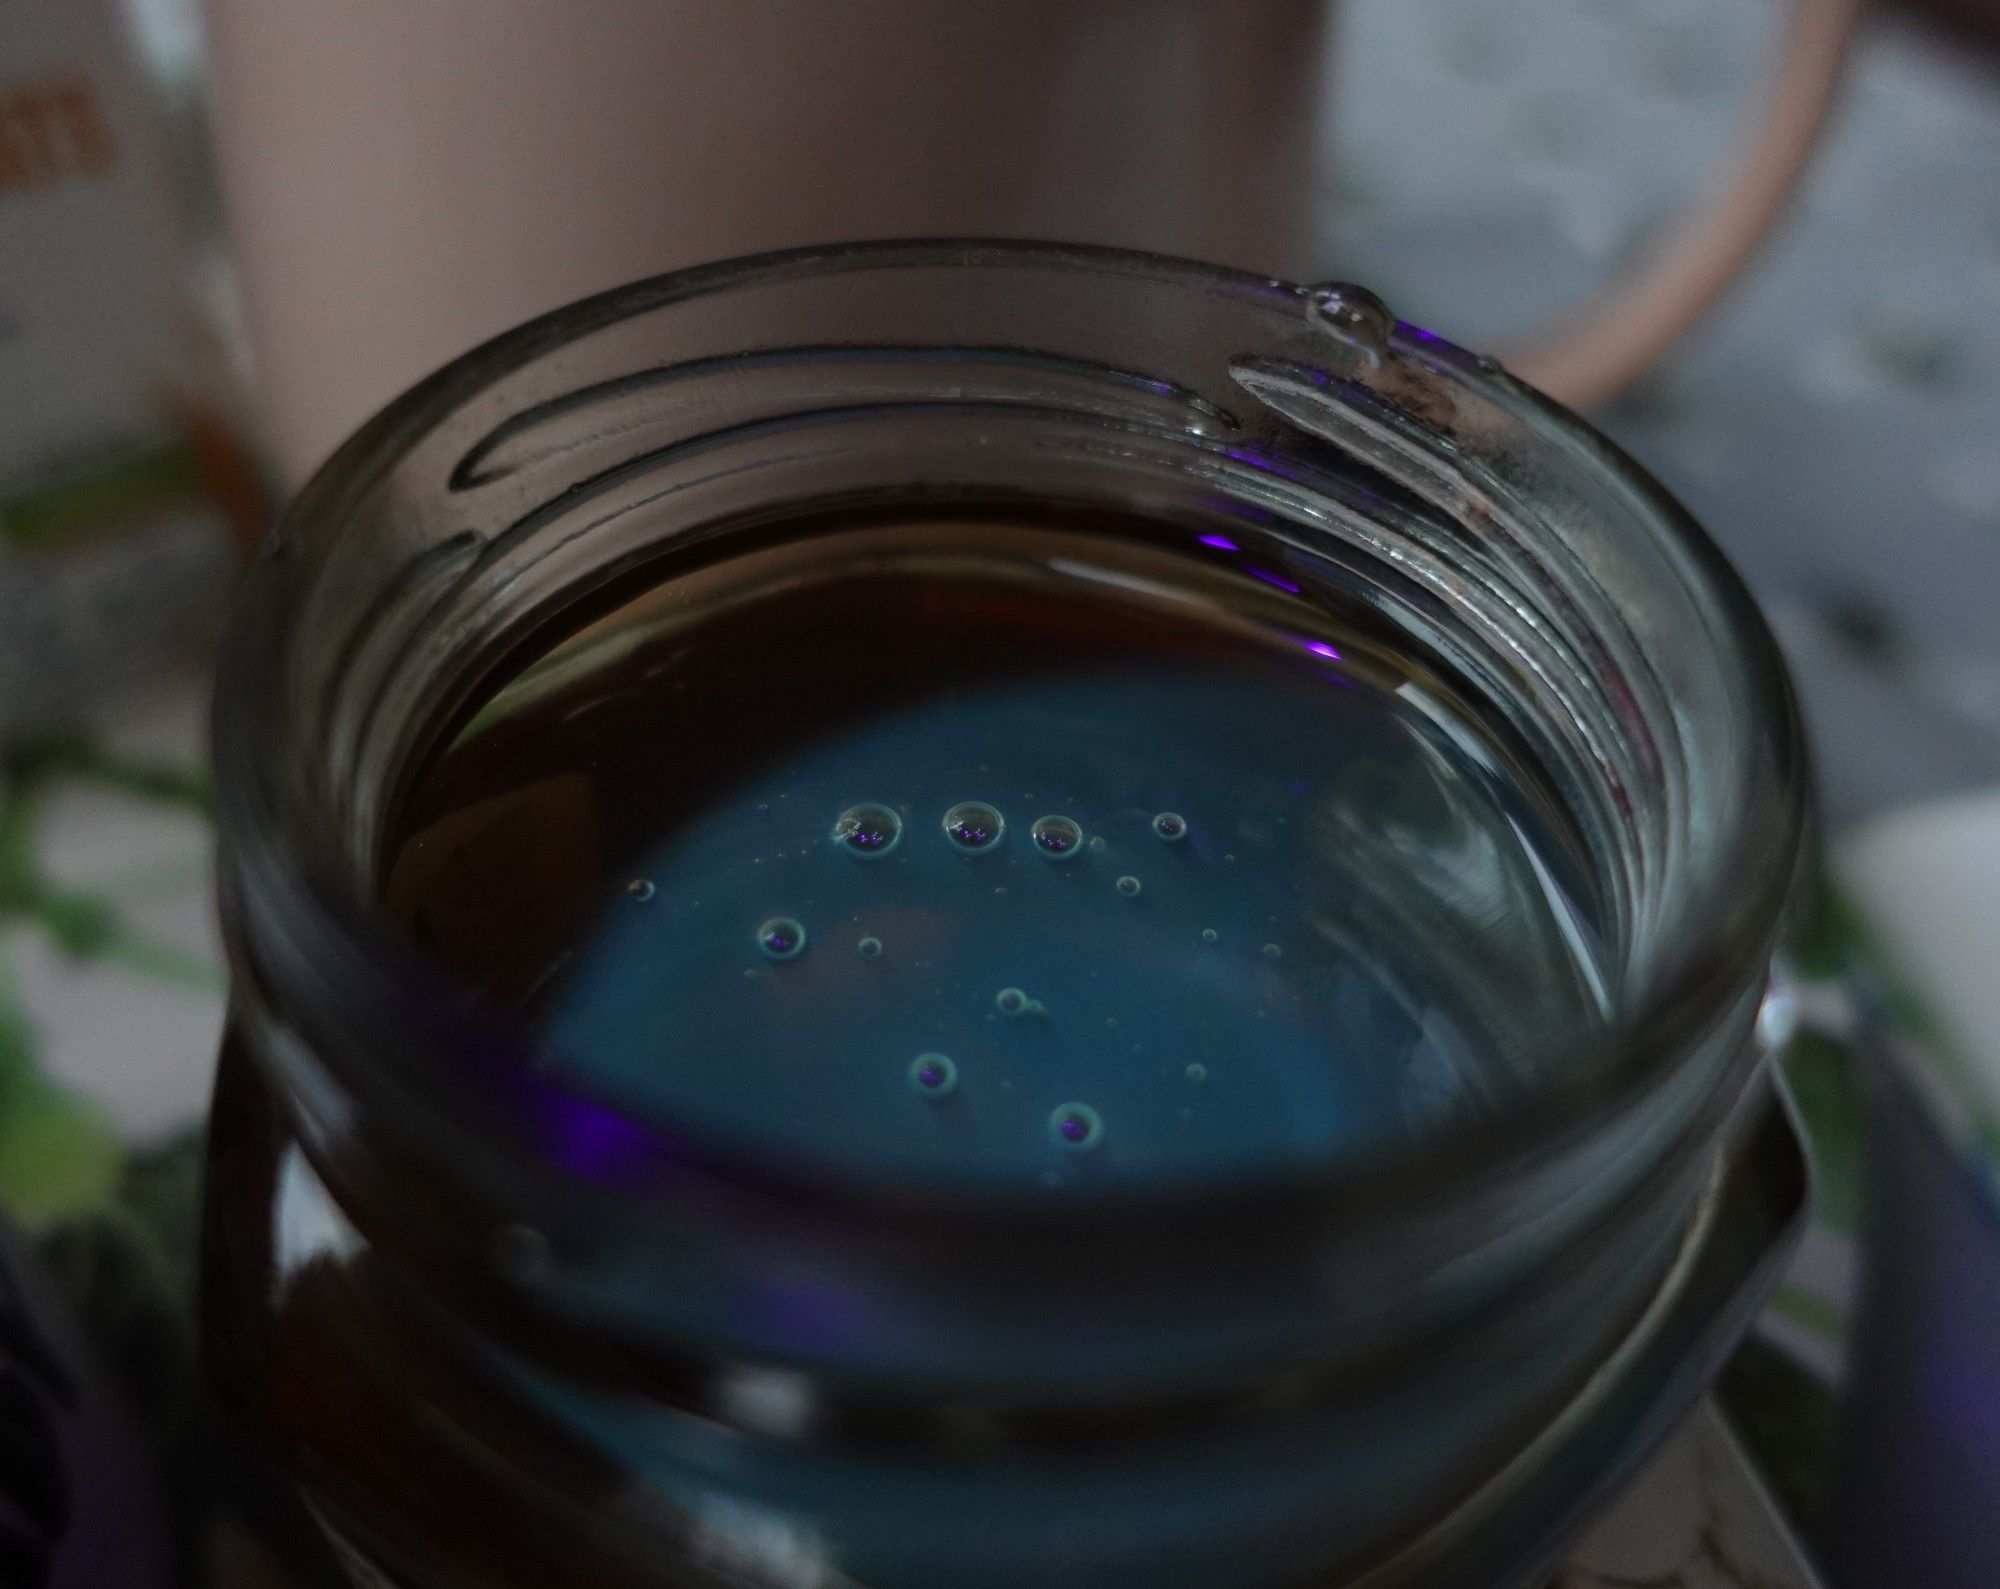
[213,239,1808,1237]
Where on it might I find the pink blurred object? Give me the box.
[204,0,1332,484]
[204,0,1858,485]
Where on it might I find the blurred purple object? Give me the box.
[1817,1058,2000,1588]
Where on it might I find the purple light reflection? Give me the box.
[1306,641,1342,660]
[1224,445,1311,485]
[1196,493,1277,528]
[750,1278,865,1353]
[1197,533,1240,552]
[1247,567,1302,594]
[538,1087,674,1184]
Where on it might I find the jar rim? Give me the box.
[213,238,1808,1251]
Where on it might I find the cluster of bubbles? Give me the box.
[906,1052,1106,1156]
[829,801,1194,861]
[737,802,1289,976]
[751,801,1261,960]
[754,800,1237,1158]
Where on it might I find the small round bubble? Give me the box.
[832,802,902,858]
[1030,814,1083,859]
[625,878,656,901]
[1151,811,1188,842]
[995,986,1031,1017]
[942,801,1006,853]
[1201,928,1219,944]
[1115,875,1142,898]
[857,935,884,959]
[1261,942,1283,960]
[1186,1063,1209,1083]
[756,916,807,960]
[909,1052,959,1098]
[1049,1102,1105,1151]
[1087,835,1106,852]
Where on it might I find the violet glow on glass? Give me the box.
[537,1088,675,1184]
[1197,533,1240,552]
[1306,641,1342,660]
[1198,493,1277,527]
[1247,568,1302,595]
[1222,444,1313,485]
[444,1026,685,1188]
[749,1277,866,1354]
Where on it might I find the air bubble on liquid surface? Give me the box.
[942,801,1005,853]
[1049,1103,1104,1152]
[1151,812,1188,842]
[1115,876,1142,898]
[833,802,903,858]
[995,987,1033,1017]
[1304,281,1395,363]
[857,936,884,959]
[909,1053,958,1098]
[1201,928,1219,944]
[625,879,656,901]
[1031,815,1083,859]
[1186,1064,1209,1083]
[756,917,807,960]
[1261,943,1283,960]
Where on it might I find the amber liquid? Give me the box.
[381,508,1606,1192]
[209,504,1614,1589]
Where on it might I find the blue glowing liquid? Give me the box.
[389,515,1610,1194]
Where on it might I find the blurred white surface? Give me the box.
[1842,787,2000,1134]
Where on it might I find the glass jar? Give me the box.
[204,242,1810,1589]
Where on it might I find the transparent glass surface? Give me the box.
[205,244,1807,1589]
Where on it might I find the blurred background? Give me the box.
[2,1,1997,1585]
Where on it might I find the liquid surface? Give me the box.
[386,513,1609,1191]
